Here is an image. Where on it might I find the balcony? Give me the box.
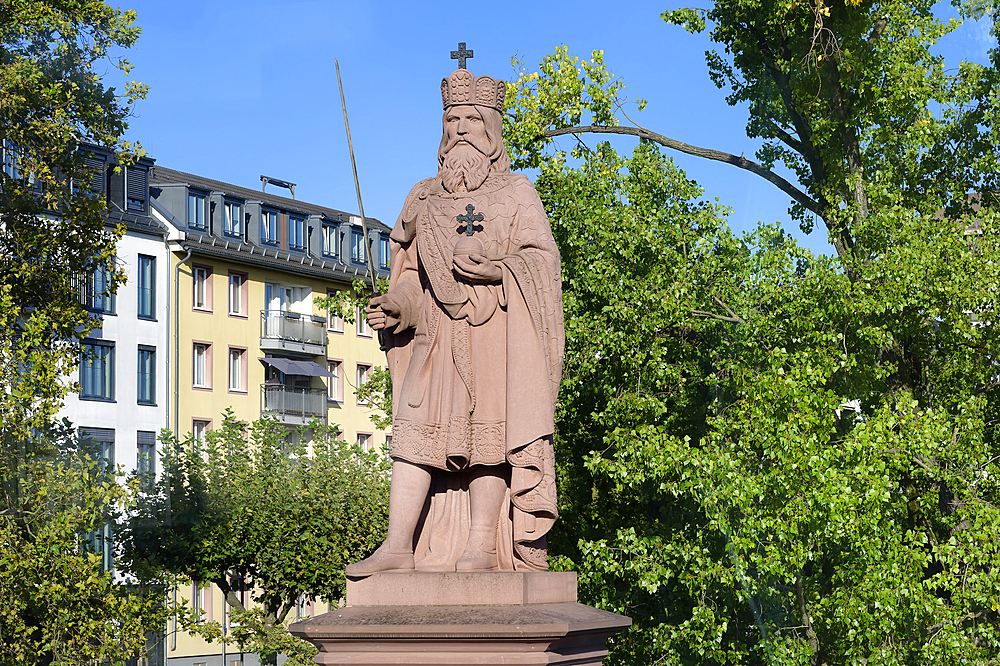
[260,385,327,426]
[260,310,327,356]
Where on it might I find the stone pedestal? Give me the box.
[289,572,630,665]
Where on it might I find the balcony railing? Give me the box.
[260,310,327,355]
[260,385,327,425]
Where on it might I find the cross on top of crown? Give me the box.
[451,42,473,69]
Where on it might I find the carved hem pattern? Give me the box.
[391,417,506,469]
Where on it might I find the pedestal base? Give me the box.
[289,572,631,666]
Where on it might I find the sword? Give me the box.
[336,59,387,351]
[336,58,380,296]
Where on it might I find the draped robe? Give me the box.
[380,172,564,571]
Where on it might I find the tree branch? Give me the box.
[691,296,746,324]
[764,118,805,154]
[866,17,889,47]
[796,574,820,666]
[540,125,825,219]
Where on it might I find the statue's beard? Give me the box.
[439,142,490,193]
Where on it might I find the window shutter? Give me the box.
[80,427,115,443]
[127,166,147,203]
[137,430,156,446]
[85,155,105,193]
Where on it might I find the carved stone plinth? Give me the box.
[289,572,631,666]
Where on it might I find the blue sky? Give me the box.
[111,1,994,256]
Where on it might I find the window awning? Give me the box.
[259,357,333,378]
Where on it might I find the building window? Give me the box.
[80,341,114,401]
[192,419,210,443]
[288,215,305,251]
[327,360,342,402]
[87,518,113,571]
[379,235,390,269]
[357,432,372,451]
[224,201,242,238]
[322,223,337,257]
[357,305,372,337]
[193,265,212,311]
[326,290,344,332]
[193,582,204,618]
[81,427,114,570]
[261,210,278,245]
[84,264,115,314]
[137,345,155,405]
[229,348,246,392]
[137,431,155,480]
[137,255,155,319]
[188,192,206,230]
[228,272,246,316]
[356,363,371,405]
[350,228,366,264]
[193,343,211,388]
[2,138,19,179]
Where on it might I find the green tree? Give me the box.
[0,2,163,664]
[0,421,170,664]
[124,412,391,665]
[505,11,1000,662]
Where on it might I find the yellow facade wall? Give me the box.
[166,249,387,663]
[171,250,388,447]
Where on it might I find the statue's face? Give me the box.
[444,105,487,154]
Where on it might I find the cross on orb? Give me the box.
[451,42,473,69]
[456,204,485,236]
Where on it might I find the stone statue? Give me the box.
[346,66,564,575]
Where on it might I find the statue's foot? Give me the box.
[345,545,414,577]
[455,548,498,572]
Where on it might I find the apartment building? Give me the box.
[57,147,168,570]
[148,165,390,666]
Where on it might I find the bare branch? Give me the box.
[541,124,825,220]
[924,610,990,637]
[712,296,745,324]
[692,310,743,324]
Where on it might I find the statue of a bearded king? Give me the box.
[346,67,564,575]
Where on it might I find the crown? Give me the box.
[441,69,506,111]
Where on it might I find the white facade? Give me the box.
[59,225,170,477]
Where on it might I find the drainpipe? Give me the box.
[174,247,193,438]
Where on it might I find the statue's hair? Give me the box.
[438,105,511,175]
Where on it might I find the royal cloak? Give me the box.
[379,172,564,571]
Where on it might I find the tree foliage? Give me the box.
[124,412,391,664]
[0,0,147,444]
[0,423,169,665]
[0,2,162,664]
[506,5,1000,661]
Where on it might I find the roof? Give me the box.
[149,165,390,232]
[178,231,376,283]
[105,207,167,237]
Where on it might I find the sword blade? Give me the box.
[335,58,379,295]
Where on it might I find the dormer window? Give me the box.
[288,215,305,251]
[188,192,206,230]
[261,210,278,245]
[350,228,366,264]
[224,201,242,238]
[379,235,390,269]
[322,223,337,258]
